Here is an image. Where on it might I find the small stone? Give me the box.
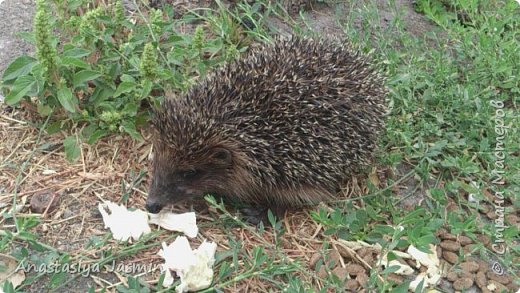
[476,271,487,289]
[482,188,494,200]
[463,244,479,254]
[453,278,474,291]
[464,256,478,262]
[362,253,374,265]
[460,261,479,273]
[344,279,359,291]
[329,250,343,267]
[345,264,365,276]
[439,230,457,241]
[435,227,447,236]
[476,234,491,246]
[476,259,489,272]
[506,282,520,292]
[446,202,458,211]
[488,281,509,292]
[505,214,518,224]
[486,271,512,284]
[317,265,328,279]
[406,258,417,268]
[487,211,497,219]
[30,192,60,213]
[332,267,349,281]
[309,252,321,268]
[442,251,459,264]
[357,248,370,258]
[440,240,461,252]
[480,203,491,213]
[458,235,473,245]
[459,271,475,280]
[447,271,458,282]
[356,273,368,286]
[436,245,443,258]
[62,209,74,219]
[387,273,403,284]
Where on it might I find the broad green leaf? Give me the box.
[73,70,101,88]
[141,79,152,98]
[120,74,136,83]
[91,88,115,105]
[113,81,137,98]
[37,103,53,116]
[46,121,66,134]
[57,84,77,113]
[5,75,36,105]
[62,47,91,58]
[61,56,90,69]
[122,103,138,116]
[15,31,35,44]
[87,129,108,144]
[2,56,36,82]
[122,121,142,141]
[63,136,80,162]
[389,281,411,293]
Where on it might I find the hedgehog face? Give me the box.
[146,145,235,214]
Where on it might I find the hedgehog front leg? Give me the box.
[239,205,287,226]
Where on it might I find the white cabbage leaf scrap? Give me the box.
[98,202,151,242]
[407,244,441,291]
[149,211,198,238]
[98,201,200,241]
[378,253,414,276]
[158,236,217,292]
[376,243,441,291]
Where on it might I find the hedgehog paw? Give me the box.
[240,206,285,226]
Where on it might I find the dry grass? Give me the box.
[0,103,387,291]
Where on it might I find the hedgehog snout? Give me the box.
[145,200,164,214]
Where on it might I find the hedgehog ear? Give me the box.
[211,147,232,165]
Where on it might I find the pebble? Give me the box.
[453,278,474,290]
[476,234,491,246]
[476,259,489,272]
[387,273,403,284]
[476,271,487,289]
[344,279,359,291]
[440,240,461,252]
[447,271,458,282]
[356,273,368,286]
[332,267,349,281]
[487,271,512,284]
[442,251,459,264]
[459,261,479,273]
[458,235,473,245]
[345,264,365,276]
[440,231,457,241]
[30,192,60,213]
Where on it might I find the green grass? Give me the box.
[1,0,519,292]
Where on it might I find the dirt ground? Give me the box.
[1,1,516,292]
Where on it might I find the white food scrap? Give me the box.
[407,244,441,291]
[379,255,414,276]
[0,254,25,293]
[159,236,217,292]
[149,211,198,238]
[98,202,151,242]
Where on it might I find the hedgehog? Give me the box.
[146,36,387,223]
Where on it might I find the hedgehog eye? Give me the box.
[182,169,197,179]
[212,148,232,164]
